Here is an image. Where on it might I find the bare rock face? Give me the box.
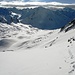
[0,8,19,24]
[60,19,75,32]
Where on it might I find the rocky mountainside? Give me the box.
[60,19,75,32]
[0,7,75,29]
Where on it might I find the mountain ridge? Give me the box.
[0,6,75,29]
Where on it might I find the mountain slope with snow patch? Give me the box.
[0,4,75,29]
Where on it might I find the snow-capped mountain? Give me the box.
[0,6,75,29]
[0,2,75,75]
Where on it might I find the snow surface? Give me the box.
[0,2,75,75]
[0,23,75,75]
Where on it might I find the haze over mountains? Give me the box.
[0,0,75,3]
[0,2,75,29]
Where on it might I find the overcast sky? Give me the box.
[0,0,75,3]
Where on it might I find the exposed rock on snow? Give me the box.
[60,19,75,32]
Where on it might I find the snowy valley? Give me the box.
[0,2,75,75]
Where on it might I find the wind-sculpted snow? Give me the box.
[0,18,75,75]
[0,22,75,75]
[0,7,75,29]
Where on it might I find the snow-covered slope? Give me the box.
[0,2,75,75]
[0,19,75,75]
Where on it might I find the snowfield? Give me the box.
[0,1,75,75]
[0,22,75,75]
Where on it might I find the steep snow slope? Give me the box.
[0,20,75,75]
